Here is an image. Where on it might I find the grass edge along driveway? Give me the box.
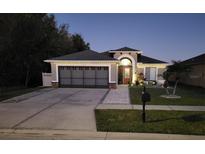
[129,86,205,106]
[95,109,205,135]
[0,86,43,102]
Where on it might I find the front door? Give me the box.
[123,67,131,84]
[118,66,132,84]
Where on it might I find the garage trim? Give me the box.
[55,63,115,83]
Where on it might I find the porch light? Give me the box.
[120,58,132,66]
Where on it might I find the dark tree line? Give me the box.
[0,14,89,87]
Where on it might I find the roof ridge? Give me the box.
[109,46,141,51]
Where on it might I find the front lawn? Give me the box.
[129,85,205,106]
[0,86,43,102]
[95,109,205,135]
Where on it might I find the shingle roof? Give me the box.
[139,55,167,64]
[102,51,167,64]
[48,50,117,61]
[180,53,205,65]
[110,46,141,51]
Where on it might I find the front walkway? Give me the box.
[102,85,130,104]
[96,104,205,111]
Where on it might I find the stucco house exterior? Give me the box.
[43,47,168,88]
[179,53,205,88]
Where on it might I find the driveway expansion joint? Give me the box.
[104,131,108,140]
[11,90,82,129]
[95,89,110,109]
[0,88,58,104]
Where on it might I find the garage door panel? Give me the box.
[59,66,108,88]
[84,70,95,78]
[72,79,83,85]
[60,78,71,85]
[84,79,95,85]
[96,79,108,86]
[96,69,108,78]
[72,68,83,78]
[60,70,71,78]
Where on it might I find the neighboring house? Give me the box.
[179,53,205,88]
[43,47,167,88]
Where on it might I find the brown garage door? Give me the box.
[59,66,109,88]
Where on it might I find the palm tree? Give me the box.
[163,60,191,95]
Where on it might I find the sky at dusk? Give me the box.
[54,14,205,63]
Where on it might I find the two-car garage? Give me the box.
[44,50,118,89]
[58,66,109,88]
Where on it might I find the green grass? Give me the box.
[95,109,205,135]
[0,86,43,102]
[129,85,205,105]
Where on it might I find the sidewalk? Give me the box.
[96,104,205,111]
[0,129,204,140]
[98,85,205,111]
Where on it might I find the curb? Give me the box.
[0,128,205,140]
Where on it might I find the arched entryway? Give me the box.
[118,58,132,84]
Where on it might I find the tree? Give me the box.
[163,60,191,95]
[0,14,90,88]
[71,34,90,51]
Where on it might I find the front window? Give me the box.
[145,67,156,80]
[120,58,132,66]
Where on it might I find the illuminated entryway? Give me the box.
[118,58,132,84]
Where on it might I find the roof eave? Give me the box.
[44,59,119,63]
[138,62,168,64]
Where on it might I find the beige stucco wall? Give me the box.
[51,63,57,81]
[111,63,117,83]
[137,68,144,74]
[180,64,205,88]
[158,68,166,80]
[137,63,167,68]
[42,73,52,86]
[113,52,138,63]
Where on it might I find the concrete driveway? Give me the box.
[0,88,108,131]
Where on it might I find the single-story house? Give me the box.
[179,53,205,88]
[43,47,168,88]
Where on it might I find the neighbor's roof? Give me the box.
[109,46,141,52]
[139,55,167,64]
[180,53,205,65]
[47,50,118,61]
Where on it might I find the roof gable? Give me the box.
[102,50,167,64]
[48,50,117,61]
